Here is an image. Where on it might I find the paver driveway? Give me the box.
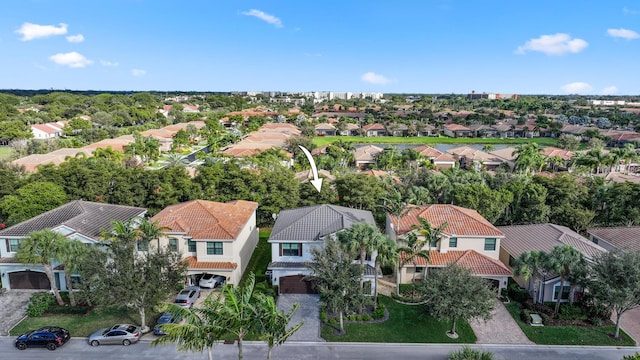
[0,290,35,335]
[276,294,324,342]
[469,300,533,344]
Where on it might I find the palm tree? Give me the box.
[546,245,585,314]
[371,236,398,307]
[513,251,547,304]
[165,153,190,168]
[138,218,168,250]
[255,295,302,360]
[414,218,448,252]
[397,232,430,296]
[16,230,68,305]
[55,238,88,306]
[512,143,545,174]
[221,272,259,360]
[152,295,227,360]
[379,188,409,240]
[337,223,384,268]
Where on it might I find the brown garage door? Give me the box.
[279,275,317,294]
[9,271,50,290]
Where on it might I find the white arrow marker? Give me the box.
[298,145,323,193]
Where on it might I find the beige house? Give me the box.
[387,204,511,292]
[151,199,259,285]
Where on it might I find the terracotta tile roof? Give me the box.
[598,172,640,184]
[446,146,505,164]
[354,145,384,162]
[445,124,471,131]
[314,123,336,130]
[412,145,443,158]
[400,250,511,276]
[588,226,640,252]
[183,256,237,270]
[499,223,606,260]
[391,204,503,237]
[151,200,258,240]
[542,146,574,161]
[82,135,135,151]
[488,147,517,161]
[11,148,96,172]
[32,122,65,134]
[363,123,386,131]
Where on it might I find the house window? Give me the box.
[553,284,571,301]
[362,280,372,295]
[449,237,458,248]
[9,239,19,252]
[415,267,425,273]
[168,238,178,252]
[206,242,223,255]
[137,240,149,251]
[187,239,196,252]
[484,238,496,251]
[281,243,302,257]
[508,255,516,267]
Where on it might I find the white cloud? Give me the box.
[49,51,92,68]
[607,28,640,40]
[361,72,391,85]
[601,86,618,95]
[561,82,593,94]
[242,9,283,28]
[515,33,588,55]
[16,22,68,41]
[623,7,637,15]
[131,68,147,77]
[66,34,84,43]
[100,60,119,67]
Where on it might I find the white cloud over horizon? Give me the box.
[66,34,84,43]
[601,86,618,95]
[515,33,588,55]
[131,68,147,77]
[242,9,283,28]
[16,22,68,41]
[623,7,637,15]
[607,28,640,40]
[561,82,593,94]
[100,60,119,67]
[361,72,391,85]
[49,51,92,68]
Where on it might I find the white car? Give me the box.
[198,273,226,289]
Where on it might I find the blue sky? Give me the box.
[1,1,639,95]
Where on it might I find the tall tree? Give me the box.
[512,143,545,174]
[371,235,398,307]
[16,230,68,305]
[420,263,496,337]
[513,251,547,304]
[589,250,640,339]
[55,237,88,306]
[337,222,384,268]
[255,294,302,360]
[221,272,260,360]
[546,245,585,314]
[0,181,68,226]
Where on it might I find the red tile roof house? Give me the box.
[314,123,337,136]
[412,145,456,169]
[31,121,68,139]
[443,124,472,138]
[363,123,387,137]
[499,223,606,303]
[151,200,259,286]
[354,144,384,169]
[386,204,511,293]
[0,200,147,290]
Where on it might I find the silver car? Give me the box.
[89,324,141,346]
[174,286,201,308]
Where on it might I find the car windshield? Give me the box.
[158,314,173,324]
[202,274,213,280]
[125,326,137,333]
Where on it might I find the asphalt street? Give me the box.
[1,337,639,360]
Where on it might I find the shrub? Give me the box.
[507,284,529,303]
[558,305,587,320]
[372,305,386,320]
[348,314,356,321]
[27,292,55,317]
[448,346,494,360]
[399,283,418,296]
[540,313,552,325]
[520,309,531,323]
[360,314,371,321]
[320,310,327,322]
[329,317,339,324]
[622,352,640,360]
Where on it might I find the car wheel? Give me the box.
[17,342,27,350]
[90,340,100,347]
[123,339,131,346]
[47,343,57,351]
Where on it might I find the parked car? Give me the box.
[89,324,141,346]
[15,326,70,351]
[199,273,226,289]
[153,312,181,336]
[174,286,200,308]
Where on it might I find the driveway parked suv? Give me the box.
[174,286,200,308]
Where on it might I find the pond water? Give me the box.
[354,143,512,152]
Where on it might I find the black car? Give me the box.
[15,326,71,351]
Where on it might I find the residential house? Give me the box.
[443,124,472,138]
[386,204,511,292]
[541,146,575,171]
[11,148,96,173]
[363,123,387,137]
[314,123,337,136]
[468,124,499,138]
[0,201,147,290]
[267,204,378,294]
[151,200,259,286]
[414,124,437,137]
[387,123,409,137]
[31,121,67,139]
[354,144,384,169]
[499,223,606,303]
[339,123,361,136]
[412,145,456,169]
[588,226,640,252]
[446,146,507,170]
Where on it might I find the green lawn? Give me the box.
[504,302,635,346]
[0,147,14,160]
[312,136,558,147]
[321,296,476,343]
[10,307,140,337]
[240,229,272,284]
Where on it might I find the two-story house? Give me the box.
[386,204,511,292]
[151,199,259,286]
[0,200,147,290]
[267,204,378,294]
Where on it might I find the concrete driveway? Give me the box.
[276,294,324,342]
[469,300,533,344]
[0,290,36,335]
[616,307,640,345]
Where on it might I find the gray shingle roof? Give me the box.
[0,200,147,240]
[588,226,640,252]
[498,223,606,260]
[268,204,375,242]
